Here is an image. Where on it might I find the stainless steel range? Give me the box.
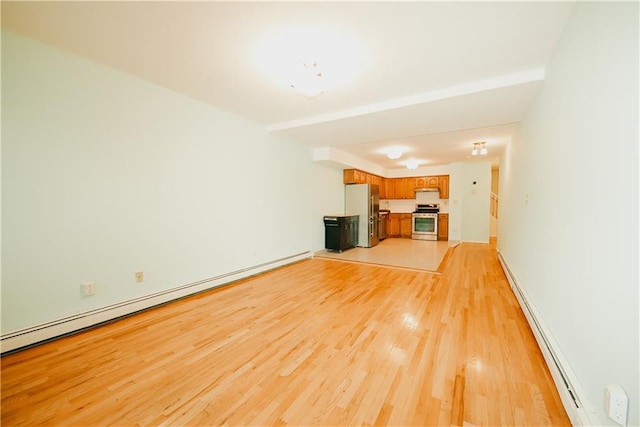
[412,203,439,241]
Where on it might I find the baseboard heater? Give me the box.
[1,251,312,355]
[497,251,599,426]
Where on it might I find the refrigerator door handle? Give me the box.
[370,195,374,218]
[369,195,374,237]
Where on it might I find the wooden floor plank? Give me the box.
[1,242,570,426]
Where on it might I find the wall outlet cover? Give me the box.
[81,281,96,296]
[604,384,628,426]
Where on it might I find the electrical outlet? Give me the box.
[81,281,96,296]
[604,384,628,426]
[135,271,144,283]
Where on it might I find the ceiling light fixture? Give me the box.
[405,159,420,170]
[290,61,326,98]
[471,141,488,156]
[387,148,402,159]
[253,26,365,99]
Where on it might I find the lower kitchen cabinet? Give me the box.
[388,213,413,238]
[438,213,449,241]
[388,214,401,237]
[323,215,358,252]
[400,214,413,238]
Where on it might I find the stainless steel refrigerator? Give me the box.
[345,184,380,248]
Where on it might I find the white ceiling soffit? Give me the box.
[267,70,544,147]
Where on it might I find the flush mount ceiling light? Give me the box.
[405,159,420,170]
[252,25,366,98]
[290,61,326,98]
[471,141,488,156]
[386,148,403,159]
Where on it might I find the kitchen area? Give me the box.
[320,169,453,271]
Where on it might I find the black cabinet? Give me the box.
[323,215,359,252]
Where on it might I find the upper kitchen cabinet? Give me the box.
[415,176,439,188]
[343,169,367,184]
[392,178,414,199]
[343,169,383,190]
[427,176,440,188]
[379,177,387,199]
[438,175,450,199]
[343,169,387,198]
[383,178,395,199]
[402,178,416,198]
[370,175,382,190]
[393,179,405,199]
[344,169,449,200]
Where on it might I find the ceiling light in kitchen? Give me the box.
[405,159,420,169]
[386,148,402,159]
[471,141,488,156]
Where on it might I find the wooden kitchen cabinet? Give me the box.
[343,170,386,196]
[403,178,416,198]
[438,175,450,199]
[392,179,400,198]
[388,213,401,237]
[393,179,404,199]
[426,176,439,188]
[370,175,382,190]
[324,215,359,251]
[415,175,440,190]
[393,178,414,199]
[388,213,412,238]
[343,169,367,184]
[383,178,395,199]
[344,169,449,201]
[400,213,413,238]
[438,213,449,241]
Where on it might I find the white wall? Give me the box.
[309,163,346,249]
[498,3,639,425]
[448,162,464,242]
[1,30,344,334]
[313,147,387,177]
[490,169,499,236]
[461,162,491,243]
[447,162,491,243]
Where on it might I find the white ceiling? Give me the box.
[2,1,576,171]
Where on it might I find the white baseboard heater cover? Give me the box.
[497,251,600,427]
[1,251,312,354]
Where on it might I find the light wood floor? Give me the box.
[1,242,570,426]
